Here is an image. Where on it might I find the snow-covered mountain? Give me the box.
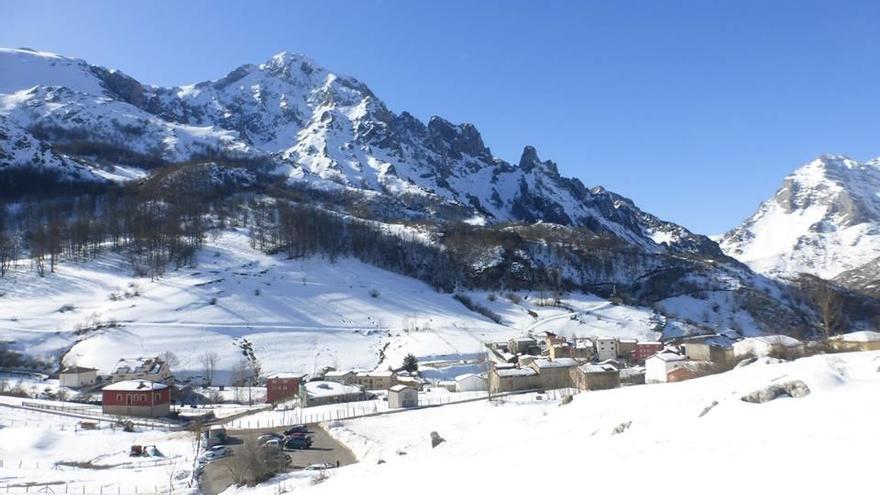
[0,47,717,256]
[720,155,880,280]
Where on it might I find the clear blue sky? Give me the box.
[2,0,878,234]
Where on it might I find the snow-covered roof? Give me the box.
[636,341,663,347]
[389,384,414,392]
[324,370,354,377]
[60,366,98,374]
[356,370,395,377]
[454,373,485,382]
[648,351,687,363]
[267,373,304,379]
[751,335,803,347]
[833,331,880,342]
[580,364,618,373]
[102,380,168,391]
[303,381,362,398]
[495,368,538,377]
[531,358,579,369]
[112,357,165,375]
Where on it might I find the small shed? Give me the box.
[388,384,418,408]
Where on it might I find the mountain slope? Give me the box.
[720,155,880,279]
[0,48,716,257]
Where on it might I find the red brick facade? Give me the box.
[266,376,300,404]
[633,342,664,363]
[102,387,170,406]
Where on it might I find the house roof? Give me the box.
[580,364,618,373]
[267,373,304,380]
[636,341,663,347]
[749,335,803,347]
[60,366,98,374]
[454,373,486,382]
[103,380,168,392]
[112,357,165,375]
[649,351,688,363]
[495,368,538,377]
[832,331,880,342]
[303,381,362,398]
[324,370,353,377]
[356,370,395,377]
[531,358,579,369]
[389,384,414,392]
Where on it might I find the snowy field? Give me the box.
[229,351,880,495]
[0,404,196,493]
[0,230,660,385]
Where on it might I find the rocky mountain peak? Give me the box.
[518,145,559,176]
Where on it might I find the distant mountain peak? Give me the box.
[721,154,880,279]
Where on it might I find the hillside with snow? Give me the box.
[720,155,880,280]
[0,230,668,383]
[223,350,880,495]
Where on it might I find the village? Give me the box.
[2,326,879,493]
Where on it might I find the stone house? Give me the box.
[572,363,620,391]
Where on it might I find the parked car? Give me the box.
[284,425,308,435]
[304,463,334,471]
[208,445,227,455]
[283,436,312,450]
[257,432,284,444]
[200,450,224,462]
[262,438,282,448]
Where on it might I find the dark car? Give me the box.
[284,425,308,435]
[283,436,312,450]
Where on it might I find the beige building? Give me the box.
[572,363,620,391]
[618,339,638,359]
[488,367,542,394]
[323,370,356,384]
[59,366,98,388]
[355,370,397,390]
[387,384,418,408]
[527,358,579,389]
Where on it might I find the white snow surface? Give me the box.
[297,351,880,495]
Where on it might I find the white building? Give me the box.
[645,351,688,383]
[299,381,365,407]
[388,384,418,408]
[59,366,98,388]
[595,337,619,361]
[454,373,488,392]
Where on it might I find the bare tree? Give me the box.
[799,275,846,338]
[200,351,219,386]
[159,351,180,369]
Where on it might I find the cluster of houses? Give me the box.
[485,330,880,393]
[47,330,880,419]
[484,332,665,394]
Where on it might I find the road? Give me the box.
[200,424,356,495]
